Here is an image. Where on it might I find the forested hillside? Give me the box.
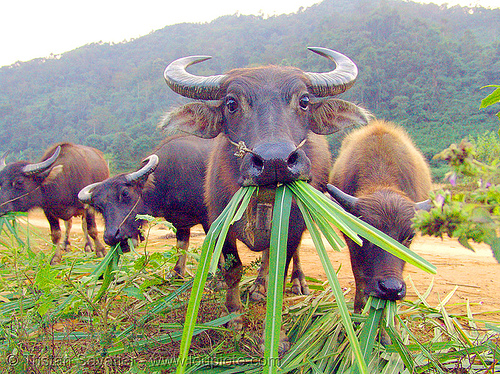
[1,0,499,176]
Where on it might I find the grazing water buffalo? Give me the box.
[78,135,307,293]
[0,143,109,264]
[161,47,371,350]
[78,135,212,276]
[328,120,432,312]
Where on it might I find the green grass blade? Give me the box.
[292,181,436,274]
[176,187,251,374]
[296,198,368,374]
[210,187,255,273]
[263,185,292,374]
[356,298,386,372]
[288,181,362,245]
[93,245,121,302]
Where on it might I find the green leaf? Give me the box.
[295,198,368,374]
[291,181,437,274]
[123,286,146,301]
[176,187,251,374]
[357,298,385,368]
[480,85,500,109]
[263,185,292,374]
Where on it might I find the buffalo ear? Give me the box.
[39,165,63,185]
[160,101,223,139]
[142,174,156,191]
[310,98,372,135]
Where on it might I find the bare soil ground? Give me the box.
[24,208,500,322]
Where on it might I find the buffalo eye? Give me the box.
[225,97,239,113]
[403,232,415,246]
[299,94,310,111]
[12,178,23,189]
[119,188,131,203]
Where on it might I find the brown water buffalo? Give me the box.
[161,47,371,351]
[0,143,109,264]
[78,135,307,294]
[328,120,432,312]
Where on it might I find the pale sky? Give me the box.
[1,0,498,68]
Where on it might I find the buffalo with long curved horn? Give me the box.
[21,146,61,176]
[164,47,358,101]
[162,47,372,352]
[0,143,109,264]
[79,155,159,204]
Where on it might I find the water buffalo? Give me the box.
[0,143,109,264]
[78,135,212,277]
[78,135,307,295]
[161,47,371,350]
[327,120,432,312]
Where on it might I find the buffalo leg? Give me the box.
[173,227,190,277]
[63,219,72,251]
[249,248,309,301]
[45,211,63,265]
[290,249,310,296]
[84,208,106,258]
[222,234,244,332]
[249,250,269,301]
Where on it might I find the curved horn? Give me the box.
[305,47,358,97]
[125,155,159,183]
[164,56,227,100]
[0,151,9,171]
[415,199,432,212]
[22,146,61,176]
[326,184,359,211]
[78,182,102,204]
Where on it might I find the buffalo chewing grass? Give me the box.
[175,181,437,374]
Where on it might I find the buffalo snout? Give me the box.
[239,141,311,186]
[369,276,406,301]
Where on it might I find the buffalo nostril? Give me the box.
[251,154,264,170]
[287,151,299,167]
[377,278,406,301]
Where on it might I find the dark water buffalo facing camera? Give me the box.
[161,47,371,351]
[78,135,307,293]
[0,143,109,264]
[328,120,432,312]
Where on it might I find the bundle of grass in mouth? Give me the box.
[167,181,436,374]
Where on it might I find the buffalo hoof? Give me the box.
[380,329,391,346]
[62,242,71,252]
[260,329,290,355]
[291,277,310,296]
[50,253,62,265]
[223,310,244,334]
[172,266,185,278]
[248,278,267,302]
[84,242,93,253]
[95,248,106,258]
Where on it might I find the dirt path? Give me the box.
[24,209,500,321]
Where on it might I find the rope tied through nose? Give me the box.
[227,137,308,158]
[0,185,42,208]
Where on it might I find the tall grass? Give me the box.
[175,181,438,374]
[0,194,498,373]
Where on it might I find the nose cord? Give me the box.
[0,185,42,208]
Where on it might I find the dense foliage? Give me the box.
[414,85,500,263]
[1,0,499,174]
